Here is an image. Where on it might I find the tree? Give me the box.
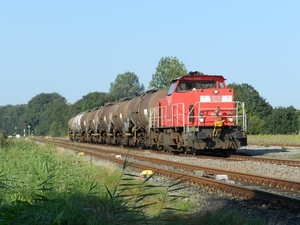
[77,92,107,111]
[47,97,69,136]
[109,72,144,101]
[297,110,300,134]
[148,56,188,89]
[26,93,68,136]
[67,102,83,119]
[227,83,273,119]
[0,104,27,135]
[264,106,299,134]
[247,115,265,135]
[49,121,60,137]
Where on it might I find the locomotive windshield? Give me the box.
[175,81,216,92]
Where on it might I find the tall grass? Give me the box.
[0,140,269,225]
[0,140,190,224]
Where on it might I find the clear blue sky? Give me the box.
[1,1,299,109]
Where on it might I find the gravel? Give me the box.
[124,145,300,182]
[69,145,300,224]
[121,146,300,224]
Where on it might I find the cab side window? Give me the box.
[167,83,176,95]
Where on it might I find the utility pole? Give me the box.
[24,121,27,138]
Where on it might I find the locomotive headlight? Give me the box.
[228,117,234,122]
[199,111,205,123]
[213,90,219,95]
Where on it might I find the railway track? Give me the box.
[174,153,300,167]
[228,155,300,167]
[52,137,300,167]
[33,137,300,212]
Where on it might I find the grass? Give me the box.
[248,134,300,147]
[0,137,278,224]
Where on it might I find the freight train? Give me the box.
[68,71,247,155]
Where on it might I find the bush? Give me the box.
[0,132,7,147]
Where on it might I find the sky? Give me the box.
[1,1,299,109]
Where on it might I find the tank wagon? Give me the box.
[68,71,247,155]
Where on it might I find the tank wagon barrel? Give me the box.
[68,71,247,155]
[68,111,86,141]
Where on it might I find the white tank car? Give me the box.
[69,111,86,135]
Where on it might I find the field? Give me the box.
[248,134,300,146]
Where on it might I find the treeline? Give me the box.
[0,57,299,137]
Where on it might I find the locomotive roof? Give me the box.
[171,71,226,83]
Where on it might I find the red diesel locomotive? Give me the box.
[68,71,247,155]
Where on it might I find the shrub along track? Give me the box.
[33,137,300,212]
